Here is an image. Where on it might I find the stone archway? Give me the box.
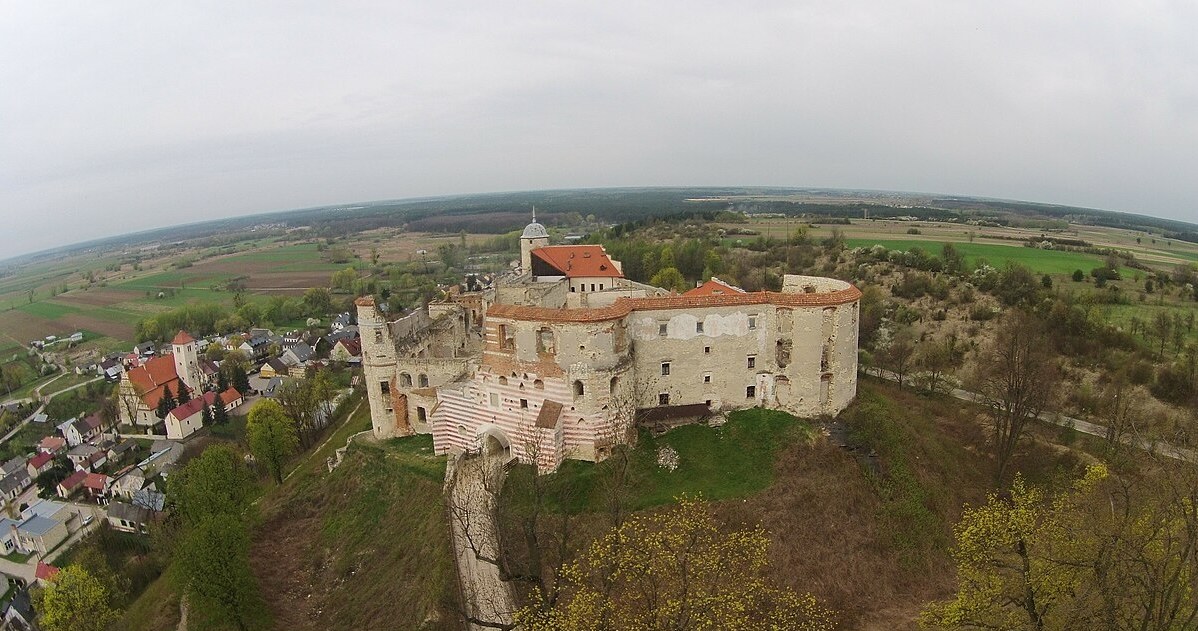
[475,423,512,457]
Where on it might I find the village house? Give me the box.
[330,338,362,364]
[82,473,110,502]
[4,500,77,555]
[56,470,86,498]
[356,214,861,473]
[37,435,65,455]
[64,413,103,446]
[66,444,100,470]
[107,501,153,534]
[0,470,31,501]
[110,471,145,500]
[0,457,25,478]
[259,357,289,379]
[26,452,54,478]
[164,387,243,440]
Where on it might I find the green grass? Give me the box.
[15,300,81,319]
[517,407,816,514]
[846,238,1127,276]
[1100,302,1198,346]
[120,572,181,631]
[40,373,99,396]
[4,371,61,401]
[1,550,31,563]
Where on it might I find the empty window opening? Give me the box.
[520,399,529,409]
[746,385,756,399]
[747,355,756,369]
[533,379,544,390]
[573,380,585,398]
[658,322,668,336]
[703,373,712,384]
[417,407,427,422]
[418,374,429,388]
[661,362,671,376]
[399,373,412,387]
[704,346,711,354]
[695,321,704,333]
[658,392,670,405]
[498,376,508,385]
[748,315,758,330]
[380,381,390,395]
[609,375,619,394]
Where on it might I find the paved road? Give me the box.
[864,368,1196,463]
[448,452,515,630]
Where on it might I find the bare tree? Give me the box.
[974,310,1060,486]
[882,332,917,389]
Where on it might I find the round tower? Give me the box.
[171,330,202,393]
[519,208,550,272]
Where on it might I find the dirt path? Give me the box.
[447,452,516,630]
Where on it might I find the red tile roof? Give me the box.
[38,436,65,452]
[81,413,104,432]
[486,284,862,323]
[531,245,623,278]
[83,473,108,491]
[28,452,53,470]
[683,277,745,297]
[335,338,362,356]
[35,562,59,581]
[169,388,243,423]
[171,330,195,345]
[126,355,187,409]
[59,470,87,491]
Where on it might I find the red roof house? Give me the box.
[57,470,87,498]
[530,245,623,278]
[35,562,59,583]
[26,452,54,478]
[83,473,110,498]
[683,277,746,297]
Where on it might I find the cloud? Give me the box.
[2,1,1196,256]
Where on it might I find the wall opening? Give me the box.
[418,374,429,388]
[573,380,585,399]
[399,372,412,387]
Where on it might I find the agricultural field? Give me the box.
[0,230,501,367]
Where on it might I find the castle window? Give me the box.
[704,346,711,354]
[610,375,619,394]
[660,362,671,376]
[533,379,544,390]
[658,322,668,336]
[520,399,529,409]
[399,373,412,387]
[417,407,427,422]
[658,392,670,405]
[573,380,584,399]
[536,328,555,354]
[747,355,756,369]
[695,321,704,334]
[418,374,429,388]
[498,325,513,350]
[498,376,508,385]
[748,315,758,330]
[380,381,390,395]
[746,385,756,398]
[703,373,711,384]
[374,329,383,343]
[599,283,604,290]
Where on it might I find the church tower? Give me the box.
[519,207,550,272]
[171,330,203,393]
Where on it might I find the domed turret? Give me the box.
[520,207,550,271]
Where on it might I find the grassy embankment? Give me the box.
[123,399,458,631]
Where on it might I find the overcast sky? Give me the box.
[2,1,1196,257]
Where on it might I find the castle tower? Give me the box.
[171,330,203,393]
[519,207,550,272]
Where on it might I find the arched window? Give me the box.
[533,379,544,390]
[498,376,508,385]
[609,376,619,394]
[418,374,429,388]
[399,372,412,387]
[572,380,585,399]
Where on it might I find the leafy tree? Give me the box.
[921,466,1109,630]
[35,457,73,498]
[649,267,688,293]
[973,311,1060,485]
[302,286,332,315]
[221,350,251,394]
[166,445,253,528]
[329,267,358,293]
[175,515,269,631]
[517,496,835,631]
[246,399,298,485]
[33,565,121,631]
[275,370,336,448]
[1072,269,1085,282]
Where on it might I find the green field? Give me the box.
[15,300,81,319]
[1100,302,1198,347]
[846,238,1126,276]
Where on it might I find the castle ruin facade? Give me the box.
[357,216,861,472]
